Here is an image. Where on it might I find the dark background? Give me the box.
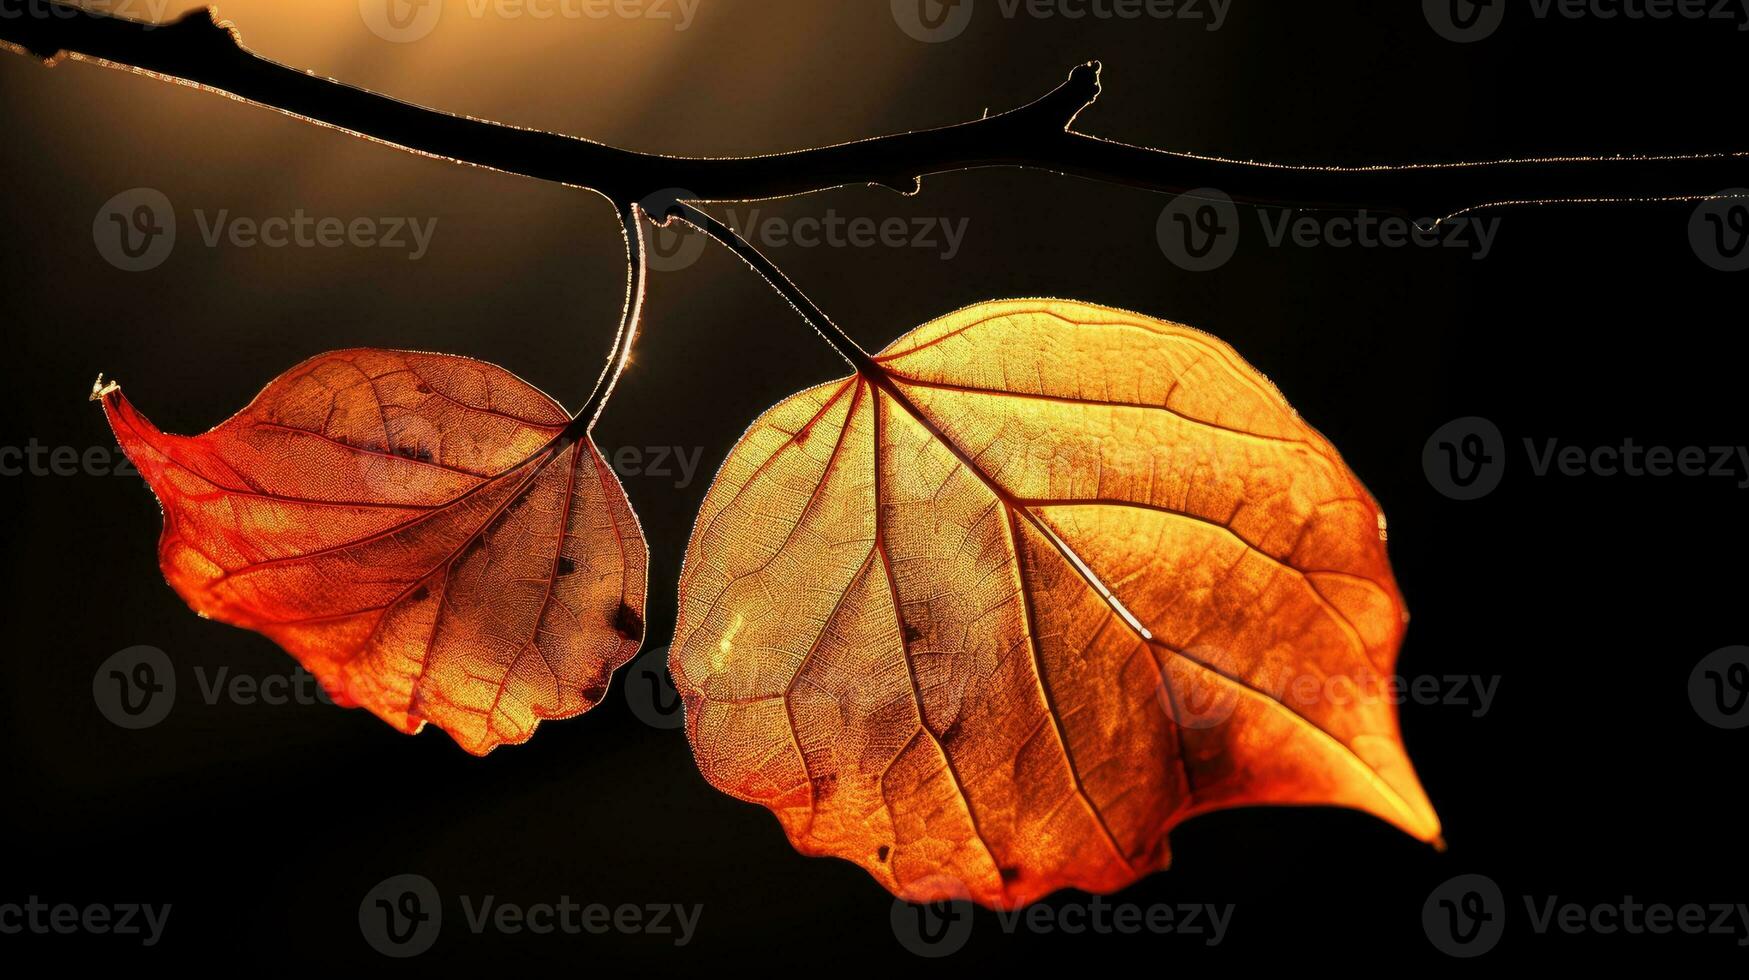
[2,0,1744,969]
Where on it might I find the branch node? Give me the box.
[1001,61,1100,138]
[167,6,242,49]
[1055,61,1103,129]
[636,188,691,223]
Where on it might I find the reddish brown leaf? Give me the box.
[98,349,647,755]
[671,300,1439,908]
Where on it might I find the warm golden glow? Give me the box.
[671,300,1439,909]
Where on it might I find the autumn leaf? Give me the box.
[97,349,647,755]
[670,299,1439,908]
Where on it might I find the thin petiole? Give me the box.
[671,202,878,378]
[569,200,648,439]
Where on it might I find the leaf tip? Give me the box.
[89,374,119,403]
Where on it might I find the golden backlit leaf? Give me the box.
[671,299,1439,908]
[99,349,647,755]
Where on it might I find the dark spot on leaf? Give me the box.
[582,685,607,703]
[410,585,429,602]
[999,866,1021,883]
[557,556,577,576]
[902,623,923,645]
[813,772,838,800]
[877,845,891,862]
[613,602,644,641]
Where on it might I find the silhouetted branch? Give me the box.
[5,2,1745,220]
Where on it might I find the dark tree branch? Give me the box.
[5,2,1745,221]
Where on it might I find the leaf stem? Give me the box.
[568,202,647,439]
[670,203,877,377]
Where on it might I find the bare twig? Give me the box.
[4,3,1745,221]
